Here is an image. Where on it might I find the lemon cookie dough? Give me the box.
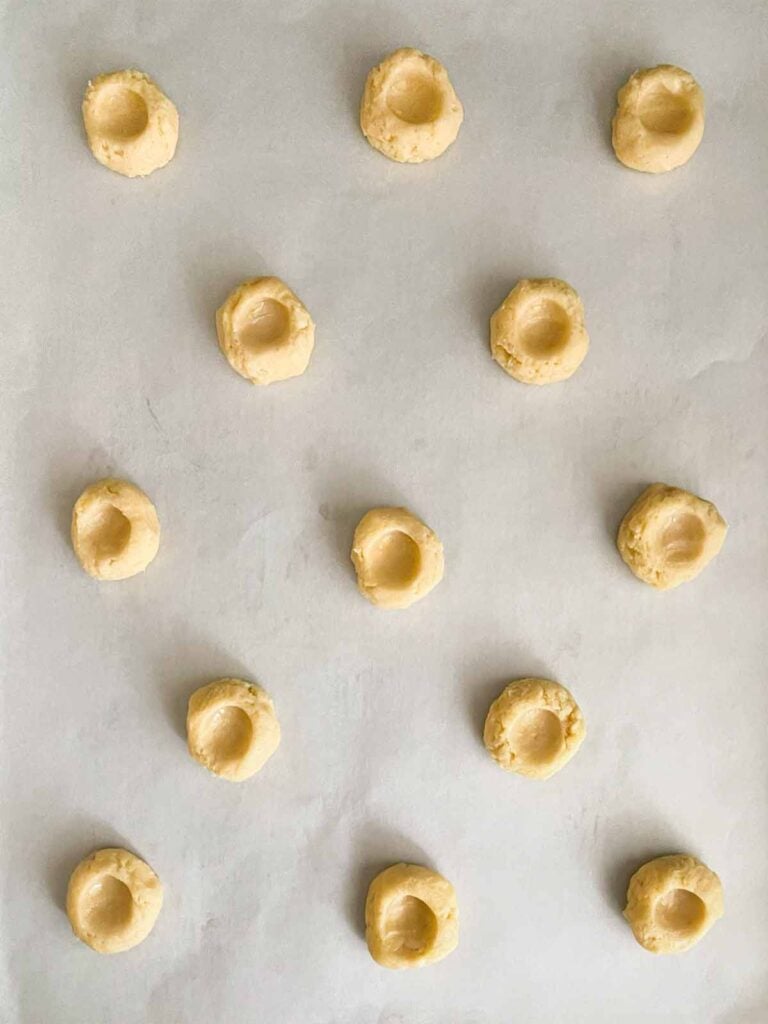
[360,48,463,163]
[365,863,459,969]
[617,483,727,590]
[484,678,585,780]
[624,854,723,954]
[351,506,444,609]
[82,69,179,178]
[490,278,589,384]
[187,678,281,781]
[71,478,160,581]
[66,847,163,954]
[216,277,315,386]
[612,65,704,173]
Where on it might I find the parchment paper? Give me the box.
[2,1,767,1021]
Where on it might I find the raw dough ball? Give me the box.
[624,854,723,954]
[483,678,586,780]
[617,483,727,590]
[360,48,463,163]
[82,69,179,178]
[612,65,704,174]
[490,278,589,385]
[71,478,160,581]
[187,678,281,781]
[216,277,315,386]
[66,847,163,954]
[351,506,444,610]
[365,863,459,969]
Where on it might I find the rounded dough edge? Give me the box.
[82,69,179,178]
[187,677,281,781]
[66,847,163,954]
[350,506,444,609]
[365,862,459,969]
[360,47,463,163]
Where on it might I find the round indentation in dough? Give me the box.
[66,847,163,954]
[612,65,704,174]
[186,678,281,782]
[616,483,727,590]
[216,277,315,386]
[490,278,589,385]
[360,48,463,163]
[623,854,723,954]
[365,863,458,969]
[82,69,179,178]
[483,678,586,780]
[71,477,160,581]
[350,507,444,609]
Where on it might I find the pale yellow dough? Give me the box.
[216,277,315,386]
[484,678,586,780]
[365,863,458,969]
[66,847,163,954]
[490,278,589,385]
[82,69,179,178]
[351,506,444,609]
[617,483,727,590]
[612,65,704,174]
[187,678,281,781]
[360,48,463,163]
[624,854,723,954]
[71,478,160,581]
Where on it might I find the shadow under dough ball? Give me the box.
[360,47,463,163]
[612,64,704,173]
[82,69,179,177]
[624,854,723,954]
[616,483,727,589]
[66,847,163,954]
[365,863,459,969]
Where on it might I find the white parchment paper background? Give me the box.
[1,1,767,1021]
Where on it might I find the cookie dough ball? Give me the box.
[360,48,463,163]
[216,277,315,386]
[490,278,589,385]
[71,478,160,581]
[66,847,163,954]
[187,678,281,781]
[617,483,727,590]
[351,506,444,610]
[612,65,704,174]
[365,863,458,969]
[624,854,723,954]
[483,678,586,780]
[82,69,179,178]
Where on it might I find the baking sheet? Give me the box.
[2,1,768,1021]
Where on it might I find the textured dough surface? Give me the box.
[624,854,723,954]
[365,863,458,969]
[187,678,281,781]
[71,477,160,581]
[351,506,444,609]
[82,69,178,178]
[484,678,585,779]
[66,847,163,954]
[617,483,727,589]
[360,48,463,163]
[216,276,315,385]
[612,65,704,173]
[490,278,589,384]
